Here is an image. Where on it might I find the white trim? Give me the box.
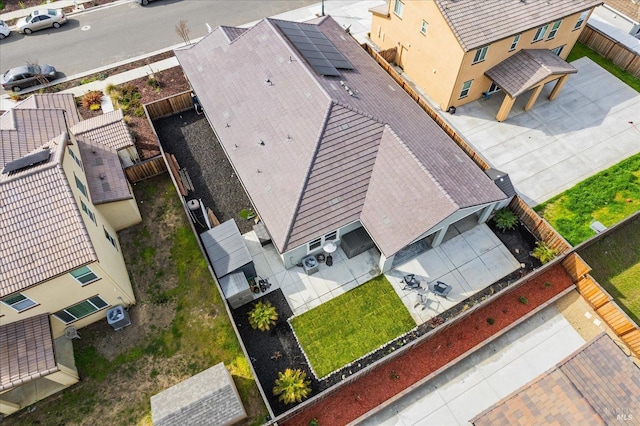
[1,293,37,312]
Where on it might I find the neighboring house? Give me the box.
[175,16,507,274]
[0,93,141,416]
[370,0,602,120]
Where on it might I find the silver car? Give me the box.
[17,9,67,35]
[1,64,57,92]
[0,20,10,40]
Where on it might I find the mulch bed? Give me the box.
[282,263,574,425]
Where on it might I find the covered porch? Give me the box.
[485,49,577,122]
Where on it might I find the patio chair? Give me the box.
[429,281,452,299]
[403,274,422,291]
[414,293,440,311]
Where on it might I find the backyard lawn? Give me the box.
[7,175,267,426]
[578,216,640,325]
[567,41,640,92]
[290,275,415,378]
[535,154,640,245]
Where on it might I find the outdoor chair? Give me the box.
[403,274,422,291]
[429,281,452,298]
[414,293,440,311]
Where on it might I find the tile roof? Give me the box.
[471,334,640,425]
[151,363,246,426]
[70,109,135,151]
[14,93,82,127]
[0,314,58,392]
[434,0,603,51]
[76,135,133,205]
[176,17,505,256]
[485,49,578,97]
[0,112,96,297]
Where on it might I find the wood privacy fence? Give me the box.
[124,155,167,182]
[562,253,640,358]
[144,90,194,120]
[579,25,640,78]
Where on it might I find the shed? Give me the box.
[219,271,254,309]
[150,362,247,426]
[200,219,256,279]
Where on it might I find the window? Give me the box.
[393,0,404,17]
[532,24,548,42]
[420,20,429,35]
[104,227,117,249]
[2,293,37,312]
[70,265,99,285]
[53,296,108,324]
[472,46,488,64]
[459,80,473,98]
[75,174,87,197]
[488,82,501,94]
[574,10,588,30]
[68,147,82,167]
[325,231,338,241]
[509,34,521,51]
[308,237,322,252]
[81,200,96,223]
[551,45,565,56]
[547,20,562,39]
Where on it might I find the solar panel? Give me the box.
[2,149,51,174]
[274,20,354,76]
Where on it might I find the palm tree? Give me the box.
[248,301,278,331]
[273,368,311,404]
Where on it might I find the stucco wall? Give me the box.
[97,195,142,231]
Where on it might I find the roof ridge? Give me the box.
[331,100,384,124]
[381,125,457,207]
[282,101,335,250]
[70,109,123,134]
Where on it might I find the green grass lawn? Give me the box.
[290,275,415,378]
[578,216,640,325]
[567,41,640,92]
[535,154,640,245]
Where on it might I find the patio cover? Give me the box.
[150,362,247,426]
[485,49,577,98]
[200,220,254,279]
[0,314,58,391]
[472,333,640,424]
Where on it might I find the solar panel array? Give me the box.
[275,20,354,77]
[2,149,51,174]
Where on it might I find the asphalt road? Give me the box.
[0,0,316,77]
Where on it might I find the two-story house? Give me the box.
[0,94,141,416]
[370,0,602,120]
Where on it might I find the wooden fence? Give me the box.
[579,25,640,78]
[144,90,194,120]
[508,196,572,254]
[562,253,640,358]
[123,155,167,182]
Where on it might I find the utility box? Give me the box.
[106,305,131,331]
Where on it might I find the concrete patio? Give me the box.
[241,223,521,323]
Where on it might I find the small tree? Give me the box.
[248,301,278,331]
[532,241,558,264]
[493,208,518,231]
[175,20,191,45]
[273,368,311,404]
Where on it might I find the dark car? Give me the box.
[1,64,57,92]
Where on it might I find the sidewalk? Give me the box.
[0,0,382,111]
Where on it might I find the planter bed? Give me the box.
[281,263,573,425]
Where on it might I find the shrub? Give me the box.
[82,90,103,110]
[544,281,552,287]
[248,301,278,331]
[273,369,311,404]
[80,76,98,85]
[518,296,529,305]
[487,317,495,325]
[532,241,558,264]
[309,419,319,426]
[493,208,518,231]
[147,77,161,90]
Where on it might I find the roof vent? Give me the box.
[265,78,272,86]
[99,173,106,180]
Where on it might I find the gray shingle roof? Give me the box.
[471,333,640,425]
[0,314,58,391]
[150,363,246,426]
[176,17,505,257]
[434,0,603,51]
[485,49,577,97]
[219,25,248,42]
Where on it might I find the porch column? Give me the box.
[431,225,448,247]
[380,253,394,273]
[548,74,570,100]
[496,95,516,122]
[478,204,495,224]
[524,84,545,111]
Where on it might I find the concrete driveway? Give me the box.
[443,57,640,206]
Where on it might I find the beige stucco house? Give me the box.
[370,0,602,121]
[0,94,141,416]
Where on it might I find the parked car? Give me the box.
[17,9,67,34]
[0,20,10,39]
[1,64,57,92]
